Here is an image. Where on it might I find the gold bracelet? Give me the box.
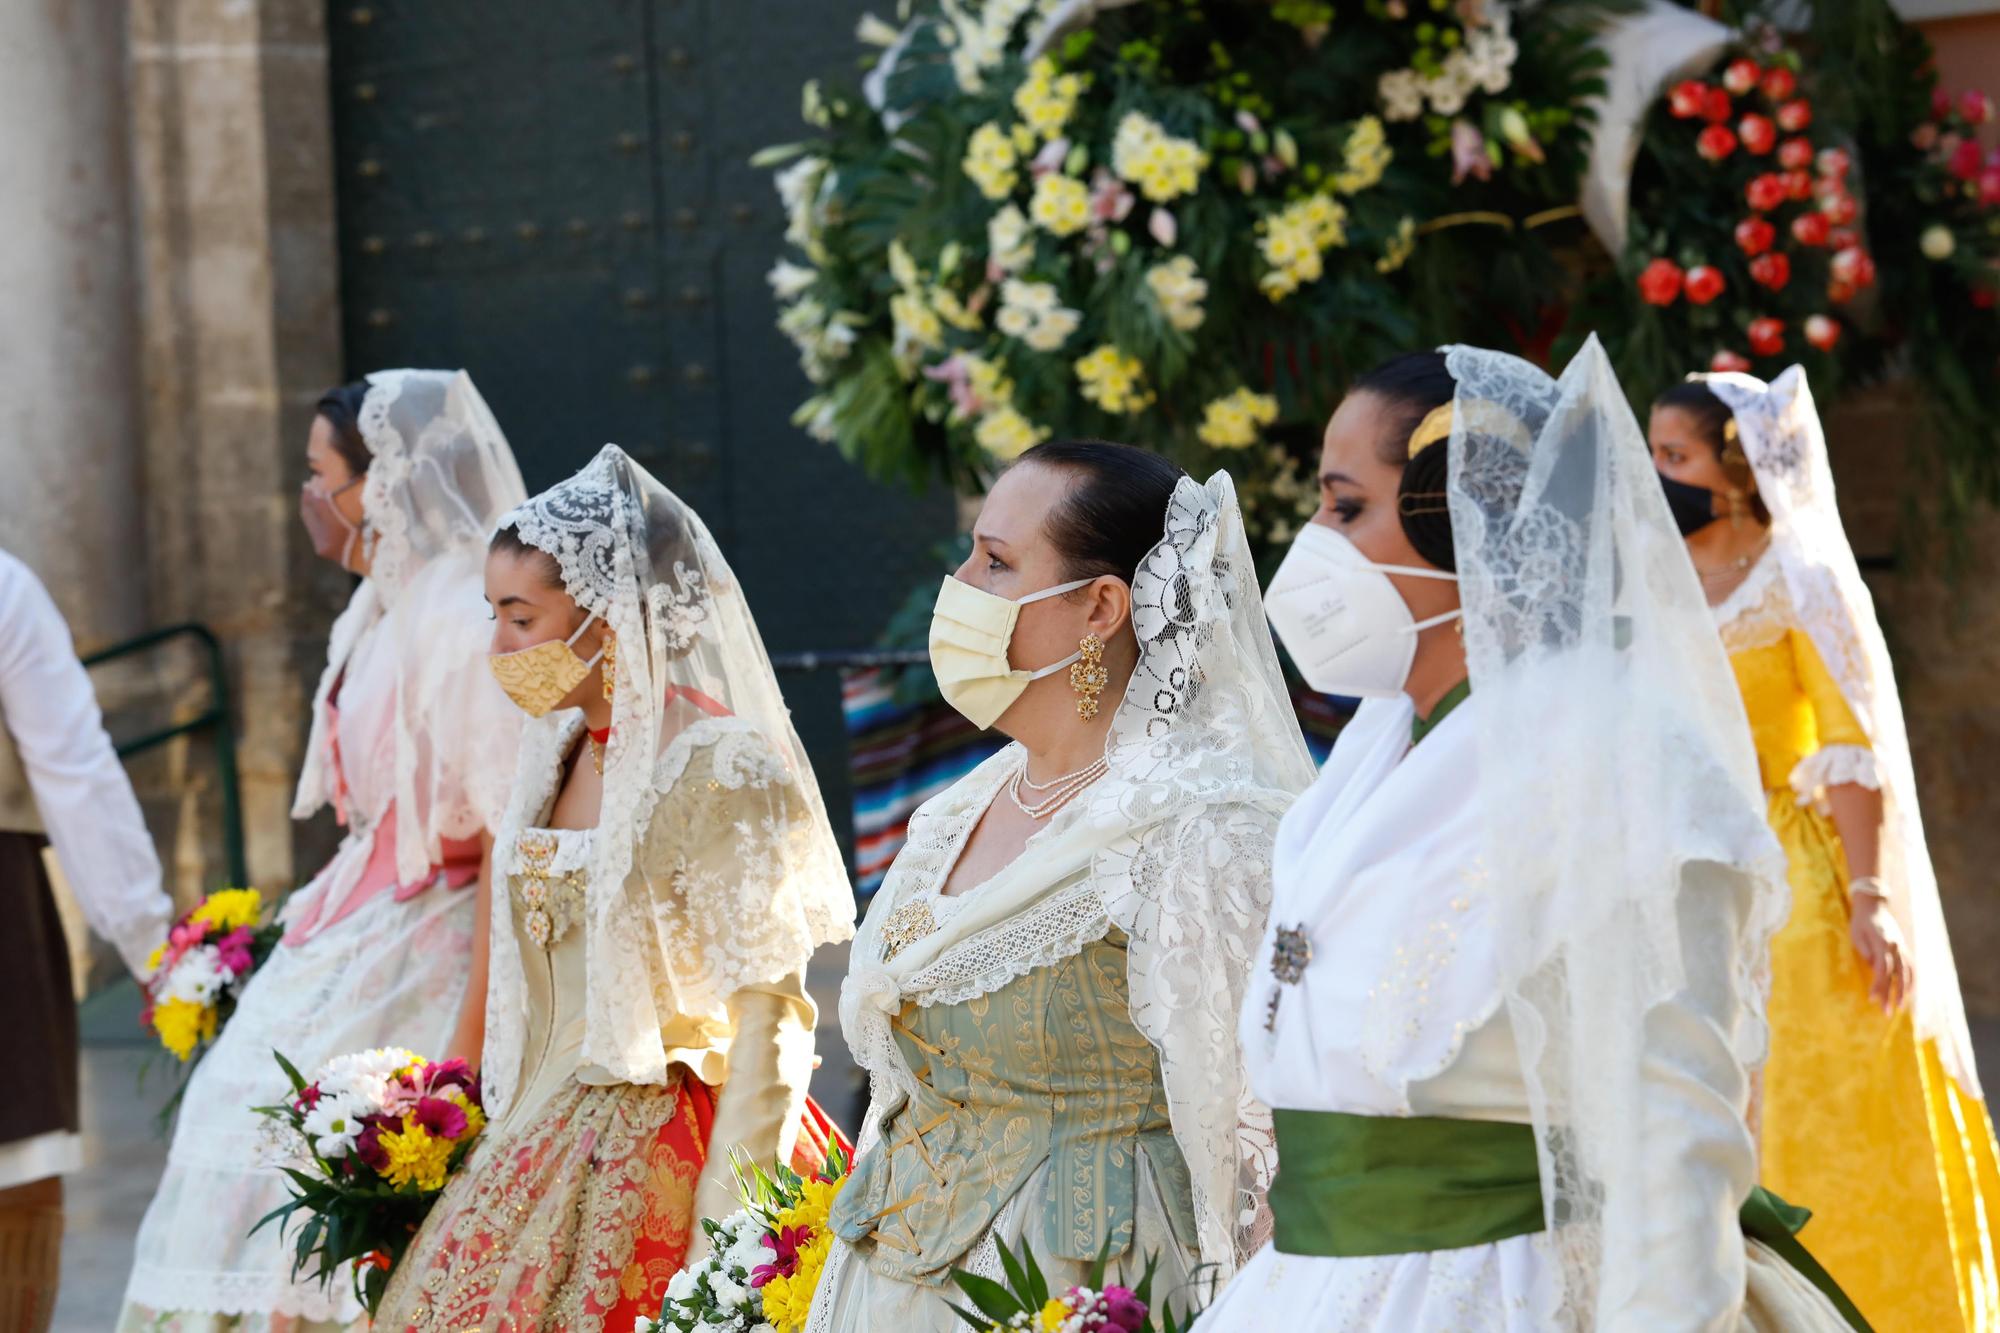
[1848,875,1889,901]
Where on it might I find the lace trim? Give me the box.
[905,878,1111,1008]
[1713,550,1791,654]
[1790,743,1880,808]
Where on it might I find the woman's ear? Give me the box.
[1083,576,1133,641]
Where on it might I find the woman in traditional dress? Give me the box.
[1197,339,1866,1332]
[807,440,1315,1332]
[121,370,528,1332]
[372,444,854,1332]
[1650,368,1999,1331]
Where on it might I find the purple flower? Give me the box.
[421,1059,477,1097]
[1103,1286,1148,1331]
[749,1225,811,1288]
[353,1114,395,1171]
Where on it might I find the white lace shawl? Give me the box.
[1445,340,1788,1328]
[479,446,854,1112]
[1702,366,1980,1099]
[840,472,1316,1276]
[292,370,527,882]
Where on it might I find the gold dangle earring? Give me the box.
[601,630,618,702]
[1070,633,1107,721]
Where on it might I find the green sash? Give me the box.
[1268,1109,1872,1332]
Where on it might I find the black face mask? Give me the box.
[1657,471,1720,537]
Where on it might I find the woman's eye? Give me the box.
[985,554,1007,571]
[1333,499,1363,524]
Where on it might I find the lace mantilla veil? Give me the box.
[1699,366,1980,1100]
[481,445,854,1114]
[841,471,1316,1275]
[293,369,528,883]
[1446,339,1787,1327]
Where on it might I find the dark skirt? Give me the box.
[0,832,78,1147]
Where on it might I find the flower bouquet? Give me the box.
[140,887,282,1121]
[946,1239,1197,1333]
[645,1144,851,1333]
[253,1047,486,1315]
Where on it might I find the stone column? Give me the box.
[0,0,147,647]
[127,0,345,898]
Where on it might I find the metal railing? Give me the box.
[769,649,927,673]
[82,623,247,886]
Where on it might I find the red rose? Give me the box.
[1778,138,1814,170]
[1934,88,1956,121]
[1776,100,1812,133]
[1828,279,1857,304]
[1698,124,1739,161]
[1703,89,1734,124]
[1737,114,1776,155]
[1710,349,1753,374]
[1745,173,1786,212]
[1831,246,1876,290]
[1723,59,1761,96]
[1637,257,1685,306]
[1828,227,1861,251]
[1819,190,1858,225]
[1979,167,2000,207]
[1816,146,1851,179]
[1963,91,1995,126]
[1762,68,1797,102]
[1804,314,1841,351]
[1734,217,1776,256]
[1670,80,1709,119]
[1790,211,1830,246]
[1685,265,1726,304]
[1950,139,1983,181]
[1750,252,1792,291]
[1781,170,1815,201]
[1748,317,1786,357]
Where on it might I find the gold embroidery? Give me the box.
[516,832,588,950]
[878,896,938,963]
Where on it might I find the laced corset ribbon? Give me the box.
[843,471,1315,1275]
[1701,366,1980,1100]
[479,445,853,1116]
[1443,339,1789,1327]
[293,369,528,885]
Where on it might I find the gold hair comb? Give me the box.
[1407,403,1455,458]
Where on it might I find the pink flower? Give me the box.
[1031,137,1069,180]
[1088,169,1134,224]
[1148,207,1178,248]
[216,925,256,975]
[294,1083,324,1112]
[750,1225,812,1288]
[1979,167,2000,206]
[1450,119,1492,185]
[411,1095,470,1141]
[421,1059,478,1097]
[923,356,981,419]
[1950,139,1983,181]
[1934,88,1956,122]
[1962,90,1994,125]
[1102,1286,1149,1331]
[354,1116,394,1172]
[1235,109,1263,136]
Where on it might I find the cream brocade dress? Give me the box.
[1718,554,2000,1331]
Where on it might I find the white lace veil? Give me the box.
[1699,366,1980,1099]
[293,369,528,879]
[482,444,854,1107]
[1445,338,1787,1325]
[842,471,1315,1274]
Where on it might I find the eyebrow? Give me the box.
[494,594,534,609]
[974,532,1012,550]
[1318,470,1359,488]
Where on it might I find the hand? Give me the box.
[1849,891,1912,1014]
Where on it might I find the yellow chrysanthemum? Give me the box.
[1111,113,1207,203]
[146,941,167,974]
[1144,256,1207,333]
[974,407,1049,460]
[1331,115,1392,195]
[1028,173,1091,237]
[1258,194,1347,301]
[1198,388,1281,449]
[152,997,216,1061]
[963,122,1020,201]
[190,887,263,934]
[1074,345,1154,416]
[931,286,984,332]
[1037,1297,1072,1332]
[1012,57,1085,141]
[757,1227,836,1333]
[379,1121,456,1192]
[1376,216,1417,274]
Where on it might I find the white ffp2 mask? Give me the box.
[1263,523,1459,699]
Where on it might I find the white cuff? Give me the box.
[1789,745,1879,810]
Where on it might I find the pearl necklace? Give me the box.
[1696,536,1770,582]
[1007,754,1109,820]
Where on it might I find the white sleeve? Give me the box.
[1600,859,1760,1331]
[0,556,171,978]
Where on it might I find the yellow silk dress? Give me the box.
[1718,556,2000,1332]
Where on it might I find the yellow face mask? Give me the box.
[927,575,1091,730]
[489,610,604,718]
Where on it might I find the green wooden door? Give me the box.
[329,0,954,855]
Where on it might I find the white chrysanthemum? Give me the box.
[766,260,816,301]
[987,204,1034,273]
[1379,68,1425,122]
[159,949,227,1006]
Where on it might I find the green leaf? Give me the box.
[947,1270,1025,1320]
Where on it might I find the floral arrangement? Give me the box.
[944,1238,1196,1333]
[645,1145,851,1333]
[142,887,280,1062]
[1609,35,1876,381]
[253,1048,486,1315]
[1908,88,2000,301]
[760,0,1610,550]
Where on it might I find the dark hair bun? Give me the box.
[1397,440,1455,572]
[314,381,374,475]
[1018,439,1186,585]
[1351,350,1457,570]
